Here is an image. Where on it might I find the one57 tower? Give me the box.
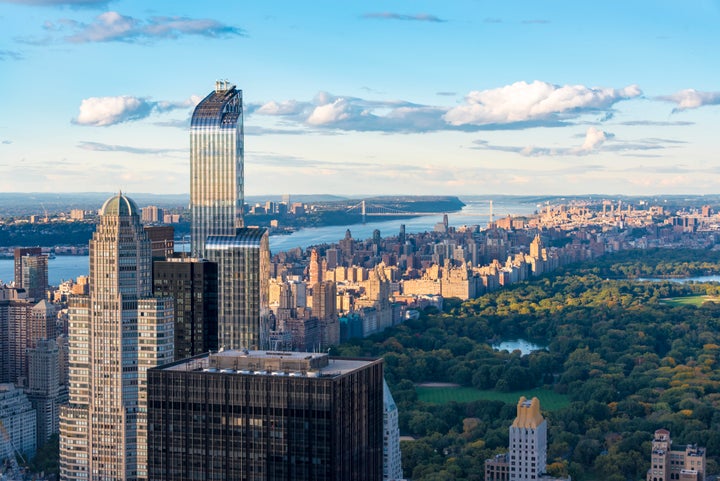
[190,80,244,258]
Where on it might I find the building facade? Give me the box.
[59,193,173,481]
[647,429,706,481]
[147,350,384,481]
[0,383,37,459]
[152,258,218,359]
[206,228,270,350]
[190,80,244,259]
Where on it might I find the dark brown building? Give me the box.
[147,350,384,481]
[152,258,218,359]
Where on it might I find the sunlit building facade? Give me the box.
[206,228,270,350]
[59,193,173,481]
[190,80,244,258]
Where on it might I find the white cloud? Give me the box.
[257,100,304,116]
[444,81,641,126]
[659,89,720,111]
[74,96,149,126]
[73,94,193,126]
[307,99,353,125]
[581,127,607,151]
[50,11,245,44]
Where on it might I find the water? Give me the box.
[269,198,537,253]
[0,198,538,285]
[638,275,720,283]
[0,255,89,286]
[492,339,546,355]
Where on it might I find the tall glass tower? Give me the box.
[190,80,244,258]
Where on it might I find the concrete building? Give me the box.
[59,193,174,481]
[26,338,65,446]
[147,350,384,481]
[485,397,569,481]
[647,429,706,481]
[0,383,36,459]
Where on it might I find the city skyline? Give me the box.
[1,1,719,196]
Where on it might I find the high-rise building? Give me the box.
[206,228,270,349]
[14,247,42,288]
[485,397,569,481]
[26,338,65,446]
[383,380,403,481]
[59,193,174,481]
[152,258,218,359]
[144,225,175,260]
[190,80,244,258]
[20,253,49,300]
[147,350,384,481]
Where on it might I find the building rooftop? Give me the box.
[157,349,380,378]
[101,192,140,217]
[511,396,545,429]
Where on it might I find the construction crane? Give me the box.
[0,420,24,481]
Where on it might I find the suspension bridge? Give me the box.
[346,200,495,223]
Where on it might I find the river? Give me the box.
[0,197,538,286]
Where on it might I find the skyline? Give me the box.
[1,1,719,196]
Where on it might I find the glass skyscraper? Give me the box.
[190,80,244,258]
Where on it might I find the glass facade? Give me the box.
[190,81,244,258]
[206,228,270,350]
[147,353,384,481]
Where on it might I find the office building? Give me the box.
[13,247,42,288]
[147,350,384,481]
[19,251,48,300]
[206,228,270,349]
[647,429,706,481]
[59,193,173,481]
[152,258,218,359]
[190,80,244,258]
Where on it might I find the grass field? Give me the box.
[416,386,570,411]
[660,295,720,307]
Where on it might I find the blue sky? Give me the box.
[1,0,719,196]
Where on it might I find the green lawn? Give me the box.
[660,295,718,307]
[416,386,570,411]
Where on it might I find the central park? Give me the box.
[332,248,720,481]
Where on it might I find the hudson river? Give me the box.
[0,198,537,286]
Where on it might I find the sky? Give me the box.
[1,0,719,197]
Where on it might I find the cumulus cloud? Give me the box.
[256,100,304,116]
[362,12,446,22]
[444,81,642,126]
[581,127,608,151]
[658,89,720,111]
[73,95,194,126]
[39,11,244,44]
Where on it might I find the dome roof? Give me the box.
[100,192,140,217]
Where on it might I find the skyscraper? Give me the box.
[147,350,384,481]
[152,258,218,359]
[20,253,49,300]
[59,193,173,481]
[206,228,270,350]
[190,81,269,350]
[190,80,244,258]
